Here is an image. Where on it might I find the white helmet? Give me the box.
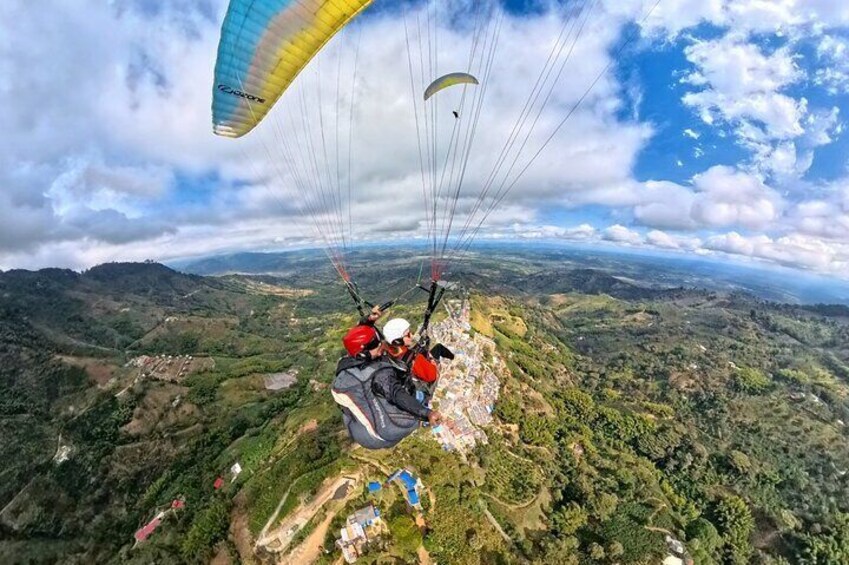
[383,318,411,344]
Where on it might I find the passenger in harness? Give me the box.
[332,322,442,450]
[382,317,454,399]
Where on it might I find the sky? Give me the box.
[2,0,849,280]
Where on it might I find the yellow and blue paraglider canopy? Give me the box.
[212,0,373,138]
[423,72,480,101]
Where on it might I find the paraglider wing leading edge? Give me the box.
[212,0,374,138]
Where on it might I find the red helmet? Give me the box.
[343,325,381,357]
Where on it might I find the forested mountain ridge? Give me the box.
[482,285,849,564]
[0,262,341,563]
[1,259,849,563]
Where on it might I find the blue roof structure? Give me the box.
[367,481,382,492]
[398,470,417,490]
[407,490,420,505]
[389,469,422,507]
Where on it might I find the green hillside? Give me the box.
[2,259,849,564]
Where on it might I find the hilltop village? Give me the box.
[429,298,503,452]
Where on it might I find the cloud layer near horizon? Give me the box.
[2,0,849,279]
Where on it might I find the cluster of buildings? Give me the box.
[339,469,425,563]
[336,504,385,563]
[428,299,502,452]
[126,354,197,382]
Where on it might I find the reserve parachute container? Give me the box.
[331,360,420,450]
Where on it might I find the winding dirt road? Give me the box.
[257,473,361,558]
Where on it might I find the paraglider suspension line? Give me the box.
[419,279,446,338]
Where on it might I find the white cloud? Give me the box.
[635,0,726,38]
[815,34,849,93]
[633,180,698,229]
[638,0,849,38]
[633,166,782,231]
[512,223,596,240]
[603,224,642,245]
[704,231,765,256]
[689,165,782,229]
[704,230,849,274]
[2,0,849,281]
[645,229,702,250]
[646,229,680,249]
[682,37,805,141]
[724,0,804,33]
[803,106,842,147]
[563,223,597,239]
[756,141,806,180]
[788,185,849,240]
[626,172,849,276]
[0,0,658,270]
[756,107,842,181]
[0,0,221,259]
[436,215,849,279]
[670,8,846,182]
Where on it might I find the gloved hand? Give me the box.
[368,305,383,322]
